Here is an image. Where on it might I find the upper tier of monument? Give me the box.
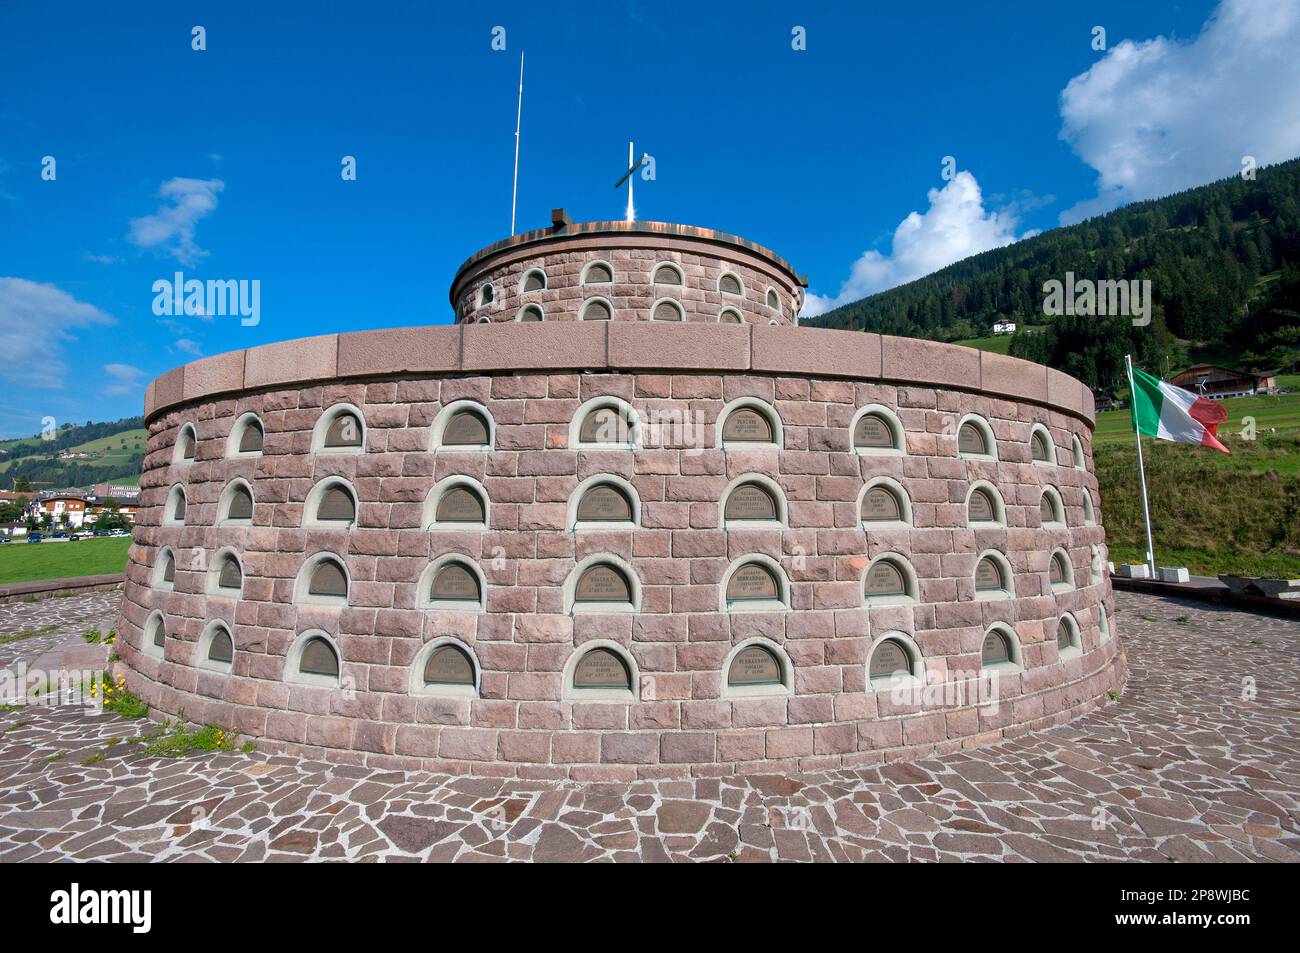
[448,213,809,326]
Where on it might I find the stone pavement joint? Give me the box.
[0,589,1296,862]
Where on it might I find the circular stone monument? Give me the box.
[117,218,1125,780]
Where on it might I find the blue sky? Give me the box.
[3,0,1298,438]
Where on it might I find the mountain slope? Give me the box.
[806,158,1300,390]
[0,417,146,491]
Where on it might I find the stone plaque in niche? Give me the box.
[218,557,242,589]
[975,557,1003,591]
[424,645,474,685]
[436,487,485,523]
[576,485,632,522]
[982,631,1010,664]
[575,565,630,603]
[726,563,778,602]
[318,486,355,522]
[238,423,263,453]
[300,638,338,676]
[309,560,347,597]
[573,647,630,688]
[854,414,893,448]
[583,300,612,321]
[173,496,186,520]
[861,486,900,522]
[725,484,777,521]
[443,410,488,446]
[208,629,233,664]
[958,422,985,454]
[227,488,253,520]
[869,640,909,679]
[325,412,363,447]
[722,408,773,443]
[968,489,994,521]
[1057,620,1073,649]
[162,556,175,582]
[1040,497,1056,522]
[1050,555,1066,584]
[865,560,905,595]
[579,406,627,443]
[431,563,480,601]
[728,645,782,686]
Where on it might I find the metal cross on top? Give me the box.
[614,142,650,222]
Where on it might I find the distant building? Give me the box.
[992,321,1017,335]
[25,492,136,528]
[0,522,27,538]
[1092,388,1118,412]
[93,483,141,504]
[31,493,88,528]
[86,496,137,523]
[1170,365,1278,400]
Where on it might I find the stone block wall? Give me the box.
[119,318,1124,782]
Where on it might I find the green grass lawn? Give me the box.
[1094,382,1300,472]
[1095,428,1300,577]
[954,334,1014,355]
[1091,377,1300,576]
[952,325,1048,356]
[0,537,132,585]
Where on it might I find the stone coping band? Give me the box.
[145,324,1096,426]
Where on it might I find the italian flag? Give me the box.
[1129,365,1230,454]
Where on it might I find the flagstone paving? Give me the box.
[0,589,1296,862]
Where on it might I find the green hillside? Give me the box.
[1093,376,1300,575]
[810,157,1300,392]
[953,324,1047,355]
[0,417,146,491]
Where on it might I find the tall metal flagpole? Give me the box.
[625,141,635,222]
[1126,353,1158,577]
[510,52,524,235]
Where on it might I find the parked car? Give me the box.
[50,532,67,539]
[27,533,43,543]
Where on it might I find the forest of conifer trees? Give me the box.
[807,159,1300,390]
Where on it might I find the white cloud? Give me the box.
[103,363,147,396]
[82,253,121,265]
[128,177,224,266]
[0,278,114,389]
[1059,0,1300,223]
[802,171,1024,316]
[175,338,203,357]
